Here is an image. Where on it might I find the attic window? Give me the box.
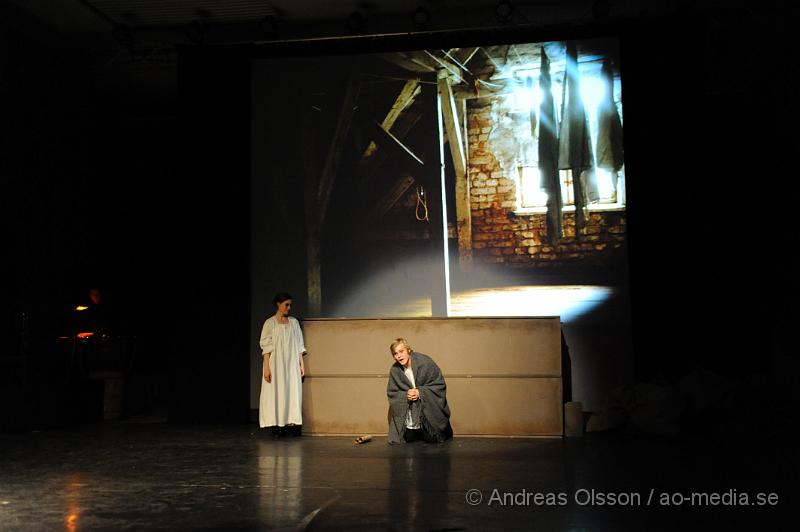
[508,63,625,214]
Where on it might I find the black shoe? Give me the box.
[271,426,281,438]
[288,425,302,437]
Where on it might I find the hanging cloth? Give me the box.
[558,41,593,237]
[596,57,624,196]
[538,46,563,246]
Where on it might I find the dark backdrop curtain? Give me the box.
[173,46,251,423]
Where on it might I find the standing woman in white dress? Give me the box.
[259,292,306,437]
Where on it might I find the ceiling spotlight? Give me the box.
[347,11,366,34]
[413,6,431,29]
[495,1,513,24]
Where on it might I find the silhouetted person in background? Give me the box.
[75,287,115,337]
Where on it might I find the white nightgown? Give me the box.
[259,316,306,428]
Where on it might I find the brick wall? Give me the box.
[467,98,626,269]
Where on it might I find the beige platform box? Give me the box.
[300,317,563,437]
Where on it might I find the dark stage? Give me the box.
[2,2,799,531]
[0,422,792,531]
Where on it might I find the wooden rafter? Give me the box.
[362,78,421,158]
[436,70,472,265]
[357,108,422,186]
[378,51,462,84]
[377,52,435,73]
[420,50,463,84]
[452,78,513,100]
[317,64,361,226]
[453,47,481,66]
[303,62,361,315]
[437,70,466,178]
[371,174,416,219]
[367,119,425,167]
[301,99,321,315]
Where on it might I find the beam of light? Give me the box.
[450,285,613,323]
[329,257,436,318]
[519,166,549,207]
[510,82,543,111]
[332,258,612,322]
[436,88,452,316]
[75,305,89,311]
[579,75,605,115]
[594,167,616,202]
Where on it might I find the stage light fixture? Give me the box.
[413,6,431,29]
[495,1,514,24]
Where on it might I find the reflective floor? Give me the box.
[0,423,793,531]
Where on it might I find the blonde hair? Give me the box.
[389,337,412,355]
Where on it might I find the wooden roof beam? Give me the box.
[362,78,421,159]
[377,52,435,73]
[367,119,425,167]
[437,70,471,265]
[371,173,416,219]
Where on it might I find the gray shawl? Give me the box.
[387,352,452,444]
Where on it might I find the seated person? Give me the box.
[387,338,453,444]
[83,288,113,336]
[71,287,114,338]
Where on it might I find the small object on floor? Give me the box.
[354,434,372,444]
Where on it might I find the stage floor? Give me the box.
[0,423,792,531]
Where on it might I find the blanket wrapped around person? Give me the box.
[387,352,453,444]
